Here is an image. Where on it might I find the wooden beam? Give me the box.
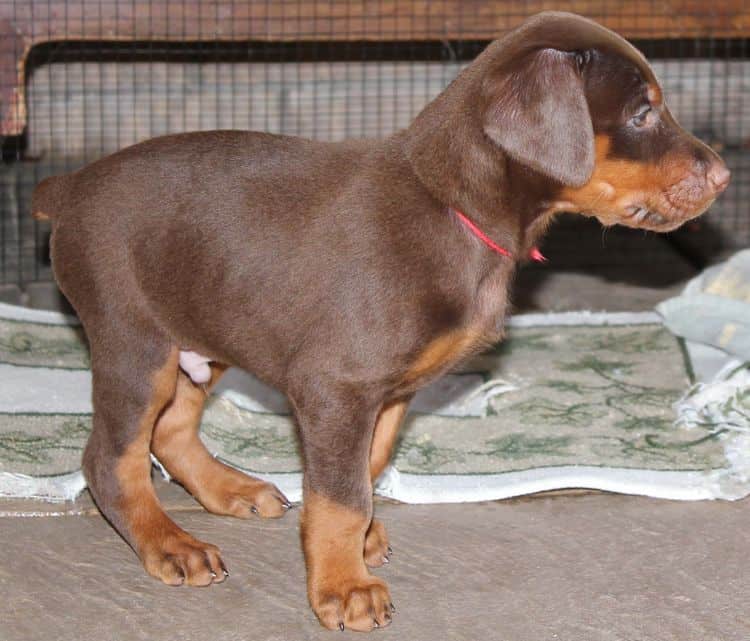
[2,0,750,135]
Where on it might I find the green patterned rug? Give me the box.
[1,303,748,503]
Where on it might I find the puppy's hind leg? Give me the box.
[151,366,291,519]
[82,325,226,587]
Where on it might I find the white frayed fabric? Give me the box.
[0,470,86,502]
[674,361,750,499]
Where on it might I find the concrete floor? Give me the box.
[2,480,750,641]
[4,239,739,641]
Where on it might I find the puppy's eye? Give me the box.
[630,105,652,127]
[574,50,590,73]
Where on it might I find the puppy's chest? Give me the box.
[398,262,512,391]
[399,327,498,392]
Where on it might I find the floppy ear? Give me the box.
[482,48,594,187]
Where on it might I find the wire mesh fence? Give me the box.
[0,1,748,290]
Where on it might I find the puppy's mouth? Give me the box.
[567,185,715,233]
[622,205,675,230]
[625,205,665,225]
[617,200,712,232]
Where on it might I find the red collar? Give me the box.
[450,208,547,263]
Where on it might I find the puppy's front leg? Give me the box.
[294,388,393,632]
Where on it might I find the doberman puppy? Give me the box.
[32,11,728,632]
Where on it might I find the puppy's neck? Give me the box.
[400,78,559,260]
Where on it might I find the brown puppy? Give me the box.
[31,11,728,632]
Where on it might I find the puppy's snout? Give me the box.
[706,160,730,195]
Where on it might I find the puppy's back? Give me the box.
[31,130,367,226]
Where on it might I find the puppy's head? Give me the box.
[480,12,729,231]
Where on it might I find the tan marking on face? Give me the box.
[562,136,659,207]
[559,135,705,230]
[369,399,409,482]
[647,83,662,107]
[403,329,489,386]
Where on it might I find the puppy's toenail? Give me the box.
[382,556,389,564]
[251,506,259,514]
[210,571,217,578]
[387,546,393,554]
[373,619,380,628]
[390,603,396,613]
[338,622,345,631]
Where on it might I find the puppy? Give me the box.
[32,11,728,632]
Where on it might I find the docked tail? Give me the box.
[31,175,69,221]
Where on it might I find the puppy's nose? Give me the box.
[706,162,730,194]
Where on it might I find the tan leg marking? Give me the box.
[364,399,409,568]
[116,349,226,587]
[369,399,409,483]
[151,364,290,519]
[302,491,393,631]
[364,518,391,569]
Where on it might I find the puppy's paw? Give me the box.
[199,475,292,519]
[141,531,228,587]
[364,518,391,568]
[312,576,394,632]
